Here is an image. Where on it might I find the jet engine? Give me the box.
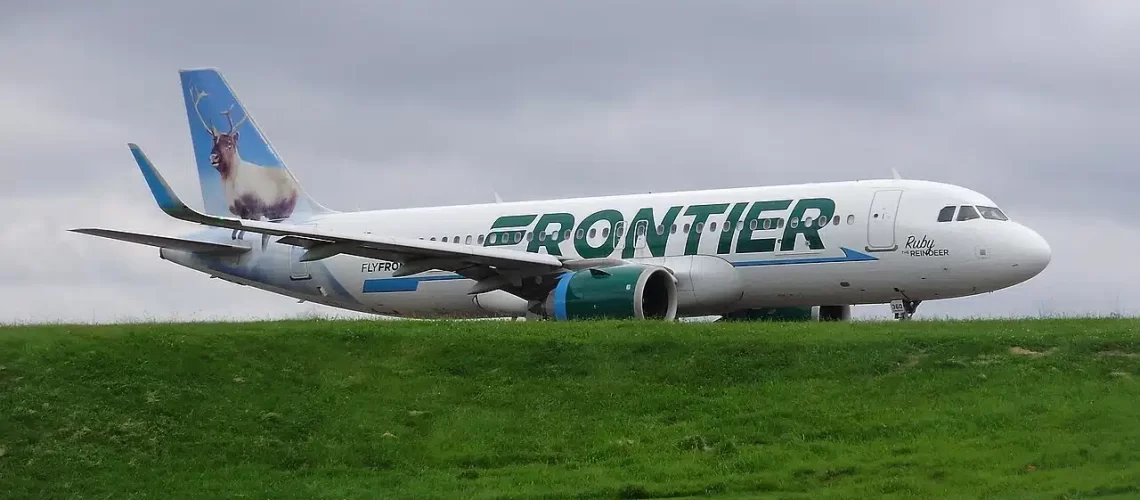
[535,264,678,320]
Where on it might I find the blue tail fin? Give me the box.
[179,68,331,220]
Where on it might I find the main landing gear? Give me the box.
[890,299,921,320]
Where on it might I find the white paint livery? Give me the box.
[71,69,1051,321]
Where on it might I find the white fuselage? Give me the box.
[162,178,1051,319]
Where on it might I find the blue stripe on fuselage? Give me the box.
[362,274,463,293]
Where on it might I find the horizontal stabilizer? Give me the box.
[126,142,565,272]
[69,228,251,255]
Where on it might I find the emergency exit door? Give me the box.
[633,221,649,251]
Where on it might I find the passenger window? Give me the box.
[695,222,704,233]
[589,228,596,238]
[465,235,472,245]
[683,223,691,233]
[477,234,485,244]
[454,235,460,243]
[790,218,798,228]
[564,229,571,240]
[431,237,437,241]
[777,218,785,228]
[670,224,677,234]
[957,205,980,221]
[538,232,546,242]
[709,222,717,232]
[657,224,665,235]
[818,215,827,227]
[804,218,812,228]
[601,227,610,238]
[832,215,840,226]
[846,215,854,225]
[576,228,584,239]
[977,206,1009,221]
[937,205,956,222]
[526,231,533,241]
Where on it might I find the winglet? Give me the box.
[891,168,903,180]
[129,143,191,217]
[127,143,238,229]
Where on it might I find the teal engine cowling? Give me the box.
[718,305,852,321]
[538,264,679,320]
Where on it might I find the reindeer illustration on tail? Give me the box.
[190,86,300,247]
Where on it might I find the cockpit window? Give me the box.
[937,205,956,222]
[956,205,980,221]
[977,206,1008,221]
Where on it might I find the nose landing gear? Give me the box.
[890,299,921,320]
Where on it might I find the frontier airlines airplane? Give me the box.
[72,68,1051,321]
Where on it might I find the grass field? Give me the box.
[2,318,1140,499]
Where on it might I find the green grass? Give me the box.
[3,318,1140,499]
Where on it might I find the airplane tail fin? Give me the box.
[178,67,333,220]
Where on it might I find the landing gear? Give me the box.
[890,299,921,320]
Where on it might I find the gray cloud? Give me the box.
[1,1,1136,322]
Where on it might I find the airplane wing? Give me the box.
[121,143,567,297]
[69,228,251,255]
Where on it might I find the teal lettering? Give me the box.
[781,198,835,251]
[484,214,537,247]
[623,206,682,258]
[716,202,749,254]
[528,212,576,256]
[484,230,524,247]
[575,209,624,258]
[490,214,537,229]
[683,203,729,255]
[736,199,792,253]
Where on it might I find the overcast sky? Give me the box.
[2,1,1137,323]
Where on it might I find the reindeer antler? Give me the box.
[189,85,217,137]
[220,104,249,134]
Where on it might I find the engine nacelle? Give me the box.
[719,305,852,322]
[538,264,679,320]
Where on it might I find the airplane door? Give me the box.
[866,189,904,252]
[610,221,625,258]
[633,221,649,251]
[290,244,311,280]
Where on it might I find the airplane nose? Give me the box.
[1018,226,1051,277]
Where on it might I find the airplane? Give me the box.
[71,68,1052,322]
